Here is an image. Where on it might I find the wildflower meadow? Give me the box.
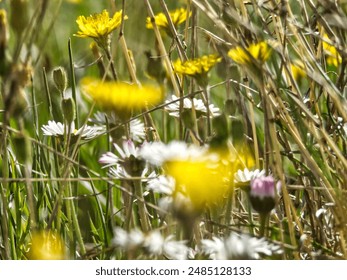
[1,0,347,260]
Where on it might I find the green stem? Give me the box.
[259,213,269,237]
[133,180,151,232]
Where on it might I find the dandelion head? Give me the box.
[146,8,191,36]
[81,78,163,120]
[28,231,65,260]
[165,156,231,211]
[74,10,127,49]
[228,41,271,65]
[173,54,221,84]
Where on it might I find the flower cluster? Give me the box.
[113,227,189,260]
[201,232,282,260]
[140,141,232,211]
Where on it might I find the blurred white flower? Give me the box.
[140,141,209,166]
[41,120,105,141]
[234,168,266,184]
[144,231,189,260]
[147,175,175,195]
[90,111,146,142]
[113,227,144,250]
[129,119,146,143]
[143,231,164,256]
[165,94,220,118]
[109,165,156,180]
[113,228,189,259]
[201,232,283,260]
[163,236,189,260]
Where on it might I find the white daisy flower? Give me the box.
[146,175,175,195]
[140,141,209,166]
[234,168,266,184]
[165,94,220,118]
[201,232,283,260]
[99,140,141,167]
[108,165,156,180]
[41,120,105,141]
[90,111,146,143]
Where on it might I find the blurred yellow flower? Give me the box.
[290,60,306,82]
[228,41,271,65]
[81,78,163,118]
[166,157,231,210]
[322,34,342,67]
[28,231,65,260]
[66,0,82,3]
[174,54,221,76]
[74,10,127,49]
[146,8,191,36]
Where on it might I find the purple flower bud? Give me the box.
[250,176,276,199]
[249,175,280,214]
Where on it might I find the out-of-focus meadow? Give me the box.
[1,0,347,260]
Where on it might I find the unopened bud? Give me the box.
[10,0,29,35]
[52,67,68,93]
[249,176,279,214]
[61,98,76,124]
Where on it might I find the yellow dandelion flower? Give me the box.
[81,78,163,119]
[228,41,272,65]
[166,157,231,210]
[174,54,221,76]
[173,54,221,86]
[28,231,65,260]
[146,8,191,36]
[74,10,127,49]
[322,34,342,67]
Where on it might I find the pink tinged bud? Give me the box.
[249,176,278,214]
[250,176,276,199]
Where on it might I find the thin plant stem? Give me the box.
[133,180,151,233]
